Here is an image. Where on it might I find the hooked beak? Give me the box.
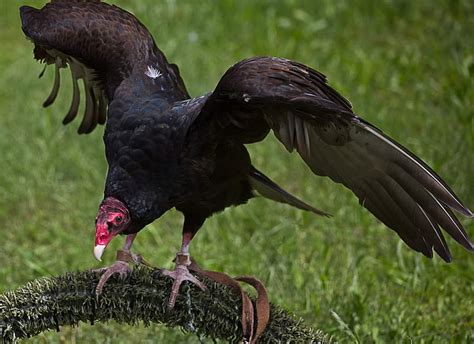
[94,223,115,261]
[94,244,106,261]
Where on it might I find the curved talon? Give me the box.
[95,260,131,296]
[161,264,207,309]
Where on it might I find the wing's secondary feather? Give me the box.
[194,56,473,261]
[21,2,189,134]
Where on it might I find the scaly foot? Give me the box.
[94,250,144,296]
[161,253,207,309]
[95,260,131,296]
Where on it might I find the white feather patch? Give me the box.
[145,65,162,79]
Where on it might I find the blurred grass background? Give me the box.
[1,0,473,342]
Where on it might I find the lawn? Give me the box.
[1,0,473,342]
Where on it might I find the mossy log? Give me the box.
[0,267,329,343]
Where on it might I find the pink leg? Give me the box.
[124,233,136,251]
[161,231,206,309]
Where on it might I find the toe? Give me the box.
[162,265,207,309]
[168,278,183,309]
[160,269,175,278]
[95,261,131,296]
[96,270,113,296]
[91,267,107,274]
[186,274,207,291]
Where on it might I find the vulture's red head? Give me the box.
[94,197,130,261]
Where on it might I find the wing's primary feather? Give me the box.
[194,56,473,261]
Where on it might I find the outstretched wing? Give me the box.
[20,1,188,134]
[194,56,473,262]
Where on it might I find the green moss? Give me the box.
[0,267,329,343]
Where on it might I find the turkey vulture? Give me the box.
[20,1,473,308]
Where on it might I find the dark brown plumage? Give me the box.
[21,0,472,307]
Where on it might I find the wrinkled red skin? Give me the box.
[95,197,130,248]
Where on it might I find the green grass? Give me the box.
[1,0,473,342]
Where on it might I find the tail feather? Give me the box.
[249,167,330,217]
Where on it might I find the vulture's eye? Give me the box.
[115,215,123,224]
